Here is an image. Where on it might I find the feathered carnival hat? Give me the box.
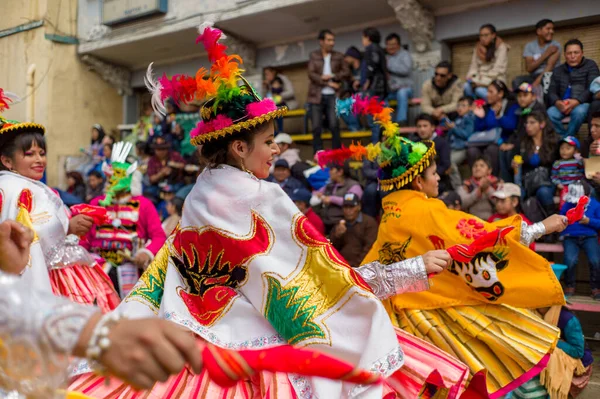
[0,89,45,149]
[317,95,436,192]
[144,22,287,146]
[99,142,138,206]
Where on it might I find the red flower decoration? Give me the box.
[456,218,487,240]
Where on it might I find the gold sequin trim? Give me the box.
[379,140,436,192]
[190,107,288,146]
[0,122,45,135]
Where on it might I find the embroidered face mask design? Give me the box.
[171,212,273,327]
[449,252,508,301]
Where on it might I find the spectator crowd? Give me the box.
[63,19,600,300]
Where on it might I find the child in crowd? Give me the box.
[162,197,184,236]
[156,185,176,220]
[270,133,302,174]
[290,188,325,235]
[488,183,531,224]
[515,83,546,138]
[560,181,600,299]
[552,136,585,208]
[270,77,286,108]
[85,170,105,203]
[457,156,500,221]
[266,159,304,198]
[488,183,534,249]
[446,96,476,189]
[415,113,451,193]
[439,191,462,211]
[66,171,86,203]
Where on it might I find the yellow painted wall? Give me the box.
[0,0,122,187]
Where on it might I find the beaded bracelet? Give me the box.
[85,310,125,374]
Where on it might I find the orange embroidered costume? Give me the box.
[69,23,473,398]
[321,95,565,398]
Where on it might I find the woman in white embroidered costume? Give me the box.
[0,219,203,399]
[70,24,474,399]
[0,93,119,312]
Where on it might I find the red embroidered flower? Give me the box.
[456,218,487,240]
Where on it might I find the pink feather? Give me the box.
[246,98,277,118]
[352,95,369,116]
[196,26,228,62]
[211,114,233,130]
[190,115,233,138]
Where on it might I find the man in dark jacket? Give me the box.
[307,29,351,153]
[547,39,600,137]
[330,193,378,268]
[360,27,388,143]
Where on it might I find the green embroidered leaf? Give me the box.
[264,276,326,345]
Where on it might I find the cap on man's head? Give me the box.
[274,159,290,169]
[492,183,522,199]
[515,82,533,93]
[343,192,360,207]
[290,188,312,204]
[274,133,293,145]
[561,136,580,150]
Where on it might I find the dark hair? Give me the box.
[385,33,401,44]
[473,155,492,170]
[318,29,334,41]
[169,197,184,217]
[200,122,270,168]
[328,160,351,178]
[489,79,512,101]
[479,24,498,62]
[0,132,47,171]
[66,171,85,188]
[435,60,452,72]
[88,170,104,180]
[459,96,474,105]
[440,190,462,207]
[271,77,284,86]
[536,19,554,31]
[523,111,560,165]
[263,66,277,73]
[564,38,583,52]
[416,113,437,125]
[363,27,381,44]
[590,111,600,120]
[91,124,105,145]
[135,140,151,156]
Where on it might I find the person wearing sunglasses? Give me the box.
[421,60,463,121]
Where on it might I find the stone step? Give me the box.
[579,380,600,399]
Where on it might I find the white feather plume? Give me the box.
[111,141,133,164]
[144,62,166,116]
[3,91,22,103]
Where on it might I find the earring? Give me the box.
[240,158,249,173]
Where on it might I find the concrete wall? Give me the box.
[2,0,122,187]
[436,0,600,41]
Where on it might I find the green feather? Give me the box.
[391,165,407,177]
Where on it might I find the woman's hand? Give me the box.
[422,250,452,275]
[541,214,568,234]
[499,143,514,151]
[0,221,34,274]
[75,317,203,391]
[68,214,94,236]
[473,106,485,118]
